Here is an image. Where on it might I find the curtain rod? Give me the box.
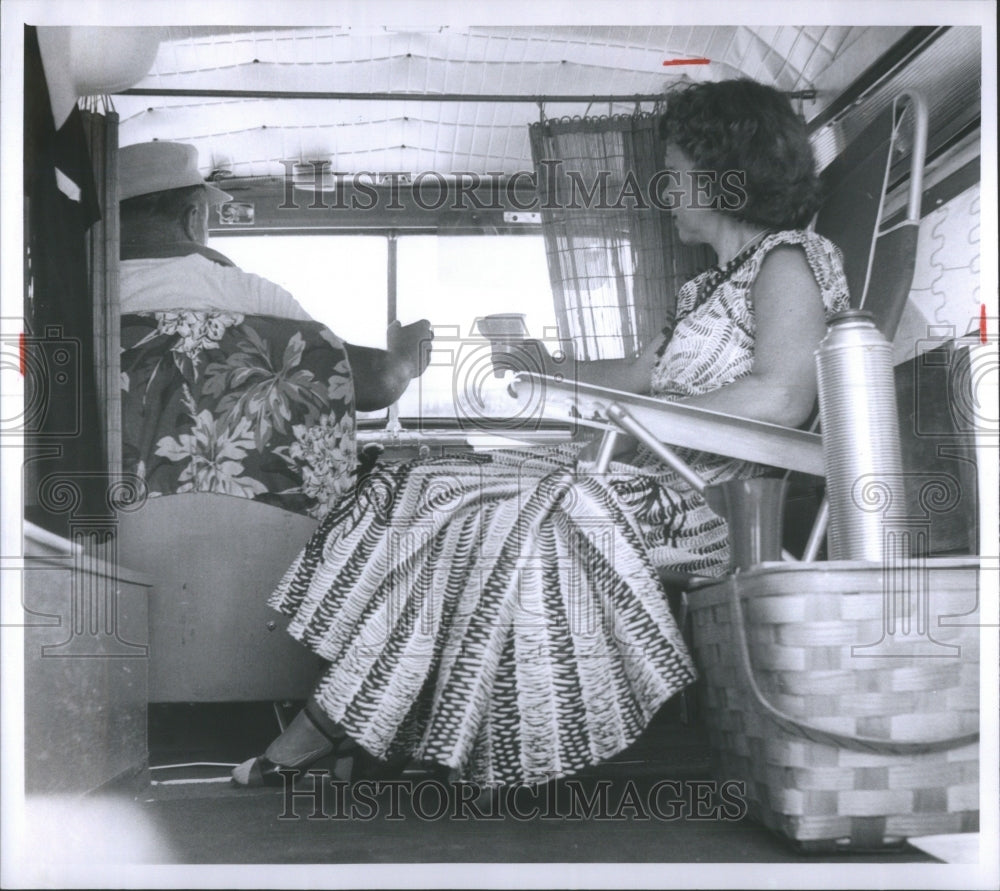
[119,87,817,104]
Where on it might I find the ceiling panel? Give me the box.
[113,25,911,178]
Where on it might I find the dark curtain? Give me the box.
[23,25,111,535]
[529,112,711,360]
[81,105,122,477]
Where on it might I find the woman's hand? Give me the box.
[387,319,434,379]
[491,328,671,394]
[490,338,570,378]
[495,331,667,395]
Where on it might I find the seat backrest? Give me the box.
[116,493,322,702]
[814,90,928,342]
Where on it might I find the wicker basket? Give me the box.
[686,557,980,852]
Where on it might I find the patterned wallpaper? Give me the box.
[893,183,982,365]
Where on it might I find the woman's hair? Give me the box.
[658,79,821,229]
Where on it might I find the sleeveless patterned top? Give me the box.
[651,229,850,401]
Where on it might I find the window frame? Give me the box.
[208,218,574,438]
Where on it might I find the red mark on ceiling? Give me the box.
[19,331,27,375]
[662,58,710,66]
[980,303,988,345]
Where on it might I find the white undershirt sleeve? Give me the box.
[215,265,314,320]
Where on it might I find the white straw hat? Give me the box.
[119,141,232,204]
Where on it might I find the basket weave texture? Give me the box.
[687,558,980,852]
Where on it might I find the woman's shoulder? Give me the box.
[759,228,841,257]
[755,229,850,315]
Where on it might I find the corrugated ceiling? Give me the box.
[113,25,914,178]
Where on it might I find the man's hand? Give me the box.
[387,319,433,379]
[345,319,432,411]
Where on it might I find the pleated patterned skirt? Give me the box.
[269,446,725,785]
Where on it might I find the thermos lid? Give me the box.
[828,309,876,325]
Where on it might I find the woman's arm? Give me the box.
[346,319,433,412]
[496,327,670,395]
[571,332,671,394]
[678,245,827,427]
[500,246,824,427]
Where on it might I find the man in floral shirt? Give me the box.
[119,141,430,518]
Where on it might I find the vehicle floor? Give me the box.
[94,699,942,867]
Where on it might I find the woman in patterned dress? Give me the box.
[232,78,849,788]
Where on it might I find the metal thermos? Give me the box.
[815,310,905,560]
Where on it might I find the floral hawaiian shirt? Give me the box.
[121,311,358,519]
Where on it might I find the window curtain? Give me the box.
[528,111,711,360]
[23,25,112,536]
[80,102,121,478]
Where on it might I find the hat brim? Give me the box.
[205,182,233,205]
